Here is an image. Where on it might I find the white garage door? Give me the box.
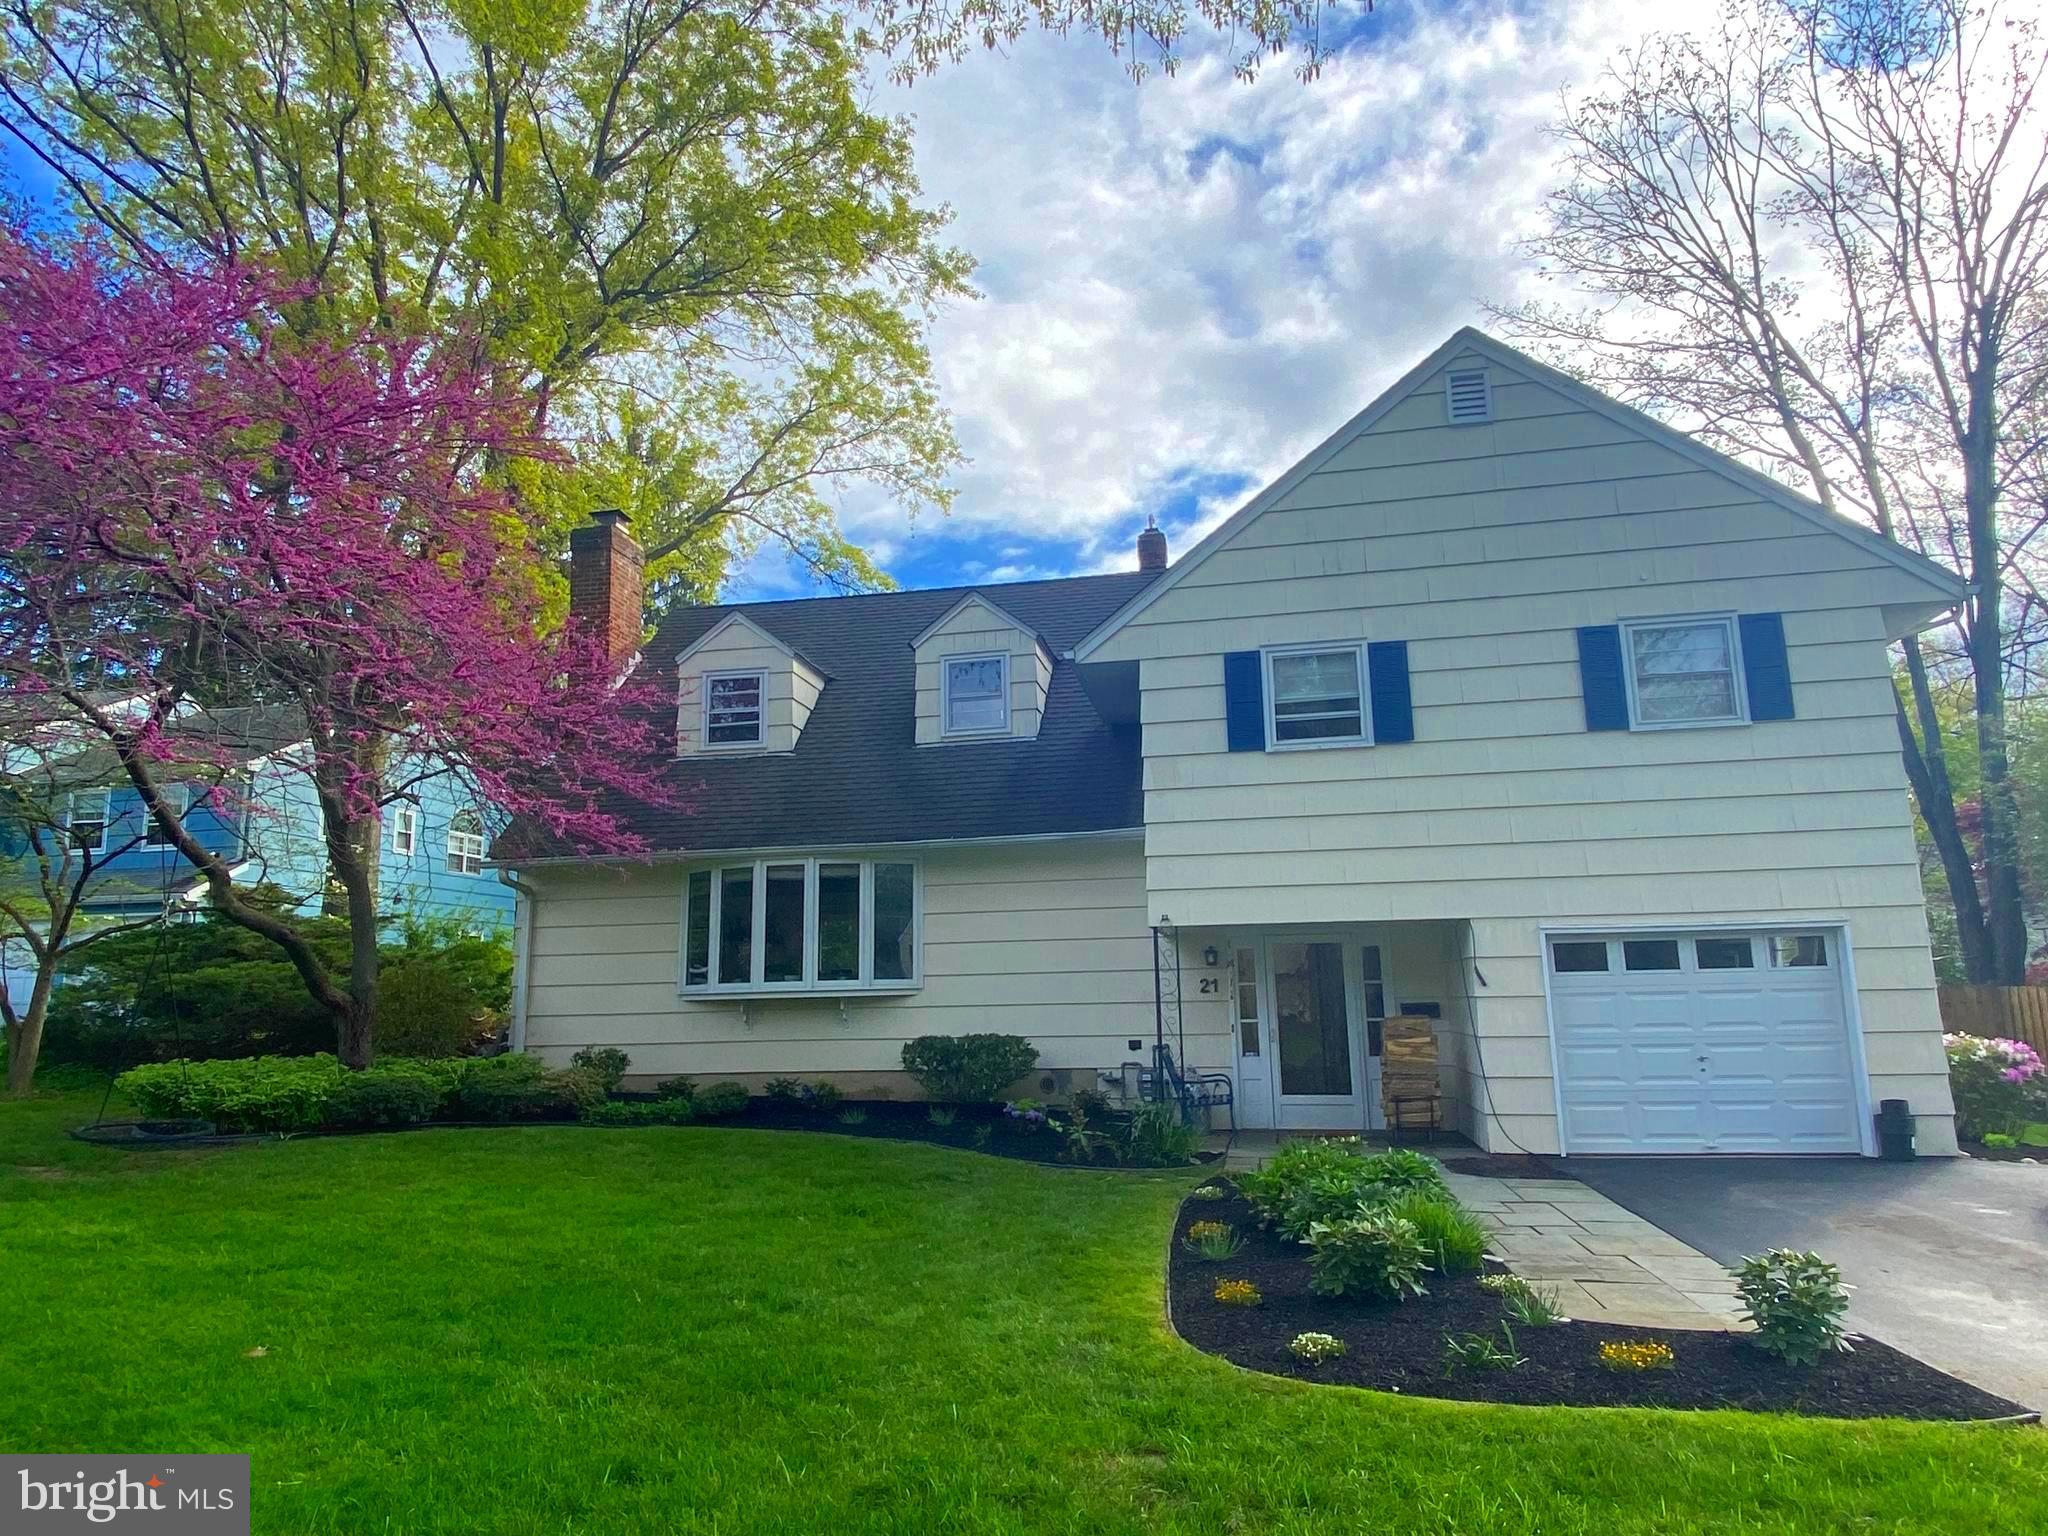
[1548,930,1862,1155]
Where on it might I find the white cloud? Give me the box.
[814,0,1719,575]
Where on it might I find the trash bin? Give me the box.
[1875,1098,1917,1161]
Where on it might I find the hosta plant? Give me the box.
[1733,1249,1852,1364]
[1307,1213,1430,1301]
[1289,1331,1347,1363]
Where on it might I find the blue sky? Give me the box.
[1,0,1707,599]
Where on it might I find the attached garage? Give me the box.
[1546,928,1868,1155]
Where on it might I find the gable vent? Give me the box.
[1445,368,1492,424]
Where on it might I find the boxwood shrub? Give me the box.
[119,1055,348,1132]
[116,1052,601,1130]
[328,1069,440,1128]
[900,1034,1038,1103]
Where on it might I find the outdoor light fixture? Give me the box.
[1202,945,1220,968]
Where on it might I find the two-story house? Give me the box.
[501,329,1968,1157]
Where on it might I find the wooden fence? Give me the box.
[1937,986,2048,1055]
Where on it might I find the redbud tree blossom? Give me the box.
[0,233,675,1069]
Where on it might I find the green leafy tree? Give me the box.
[1,0,973,593]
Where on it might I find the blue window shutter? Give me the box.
[1739,612,1795,721]
[1223,651,1266,751]
[1577,625,1630,731]
[1367,641,1414,743]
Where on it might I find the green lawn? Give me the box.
[1,1087,2041,1535]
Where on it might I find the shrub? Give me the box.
[763,1077,804,1102]
[448,1055,600,1122]
[900,1034,1039,1103]
[655,1077,696,1102]
[1984,1131,2019,1149]
[1121,1101,1204,1166]
[1236,1138,1367,1224]
[1944,1033,2048,1140]
[837,1108,867,1126]
[327,1069,439,1128]
[926,1106,956,1127]
[1212,1279,1261,1307]
[693,1082,750,1119]
[1443,1326,1524,1374]
[1732,1249,1852,1365]
[804,1081,843,1113]
[570,1048,631,1093]
[1182,1221,1244,1261]
[1382,1191,1489,1274]
[1598,1339,1675,1372]
[1070,1086,1113,1119]
[969,1124,992,1150]
[1355,1148,1447,1197]
[1003,1098,1058,1130]
[1307,1213,1430,1301]
[376,962,497,1059]
[1277,1165,1381,1242]
[583,1098,695,1126]
[1289,1331,1347,1363]
[118,1055,346,1132]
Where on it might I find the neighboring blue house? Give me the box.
[7,703,514,929]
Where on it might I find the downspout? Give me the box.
[498,869,538,1054]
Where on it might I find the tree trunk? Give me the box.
[4,966,58,1098]
[1897,644,1995,981]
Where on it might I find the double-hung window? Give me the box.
[65,789,111,854]
[942,654,1008,735]
[141,785,192,849]
[704,671,765,747]
[390,804,420,857]
[446,808,487,875]
[1265,643,1368,746]
[682,857,919,992]
[1622,616,1744,727]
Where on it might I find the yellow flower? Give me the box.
[1597,1339,1675,1372]
[1213,1279,1262,1307]
[1186,1220,1229,1242]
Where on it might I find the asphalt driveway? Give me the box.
[1564,1155,2048,1410]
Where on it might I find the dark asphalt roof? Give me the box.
[522,570,1161,858]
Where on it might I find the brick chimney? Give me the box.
[568,509,644,666]
[1136,515,1168,573]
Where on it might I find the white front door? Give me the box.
[1548,928,1864,1154]
[1261,936,1387,1131]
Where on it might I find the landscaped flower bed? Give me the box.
[1168,1181,2031,1421]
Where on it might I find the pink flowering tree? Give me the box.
[0,233,675,1074]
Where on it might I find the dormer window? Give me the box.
[942,654,1009,735]
[704,671,765,747]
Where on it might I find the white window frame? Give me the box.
[64,788,112,855]
[702,669,767,750]
[446,808,487,875]
[678,855,922,996]
[390,803,420,857]
[940,652,1011,737]
[1262,641,1371,750]
[140,784,192,849]
[1620,613,1747,731]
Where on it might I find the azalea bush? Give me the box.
[1944,1033,2048,1141]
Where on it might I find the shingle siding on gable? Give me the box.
[1089,350,1953,1154]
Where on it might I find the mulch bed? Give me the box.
[1168,1184,2035,1421]
[1960,1139,2047,1164]
[638,1097,1219,1168]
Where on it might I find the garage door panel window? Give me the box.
[1694,936,1756,969]
[1623,939,1681,971]
[1771,934,1829,967]
[1550,940,1610,973]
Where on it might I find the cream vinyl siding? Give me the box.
[1086,346,1957,1154]
[519,838,1208,1083]
[674,615,824,756]
[913,597,1054,743]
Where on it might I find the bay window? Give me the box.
[681,857,920,992]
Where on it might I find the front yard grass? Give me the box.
[1,1087,2041,1535]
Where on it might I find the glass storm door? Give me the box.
[1267,939,1367,1130]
